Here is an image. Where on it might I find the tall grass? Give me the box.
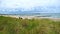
[0,16,60,34]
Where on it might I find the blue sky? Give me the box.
[0,0,60,14]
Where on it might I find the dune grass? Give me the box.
[0,16,60,34]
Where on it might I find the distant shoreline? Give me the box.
[0,15,60,21]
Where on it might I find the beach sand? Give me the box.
[0,15,60,21]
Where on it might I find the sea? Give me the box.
[0,13,60,18]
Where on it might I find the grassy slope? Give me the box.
[0,16,60,34]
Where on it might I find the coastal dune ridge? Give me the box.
[0,15,35,19]
[0,15,60,21]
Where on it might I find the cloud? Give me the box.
[0,0,60,13]
[0,0,59,8]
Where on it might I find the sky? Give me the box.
[0,0,60,14]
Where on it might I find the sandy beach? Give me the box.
[0,15,60,21]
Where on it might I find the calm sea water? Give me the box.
[0,13,60,18]
[37,13,60,18]
[15,13,60,18]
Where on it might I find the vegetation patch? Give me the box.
[0,16,60,34]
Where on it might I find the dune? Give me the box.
[0,15,60,21]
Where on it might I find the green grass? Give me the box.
[0,16,60,34]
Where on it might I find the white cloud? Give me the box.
[0,0,59,9]
[0,0,60,12]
